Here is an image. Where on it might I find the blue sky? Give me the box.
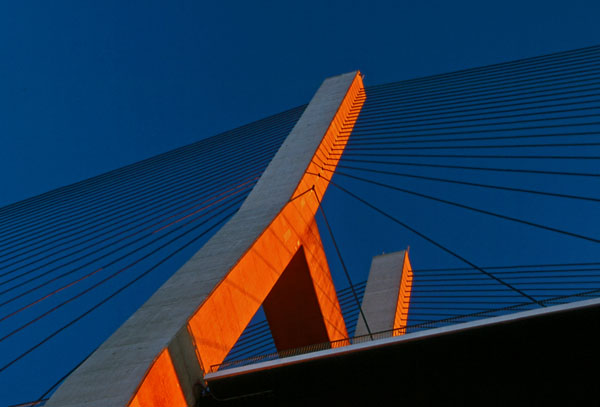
[2,0,599,207]
[1,1,600,405]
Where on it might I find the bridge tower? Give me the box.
[45,72,387,407]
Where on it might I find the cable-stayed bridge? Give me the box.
[2,45,600,406]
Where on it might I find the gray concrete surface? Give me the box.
[45,71,359,407]
[355,251,406,336]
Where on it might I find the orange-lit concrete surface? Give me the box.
[186,211,346,373]
[127,73,365,406]
[129,350,187,407]
[394,251,413,335]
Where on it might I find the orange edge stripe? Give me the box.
[394,250,414,335]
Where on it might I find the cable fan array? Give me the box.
[218,44,600,369]
[6,44,600,406]
[0,105,306,406]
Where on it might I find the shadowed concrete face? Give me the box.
[263,247,331,351]
[355,250,413,336]
[45,71,365,407]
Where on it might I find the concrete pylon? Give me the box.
[355,250,413,337]
[46,71,365,407]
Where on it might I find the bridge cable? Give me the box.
[339,158,600,178]
[328,164,600,203]
[311,186,374,338]
[312,173,542,305]
[325,169,600,245]
[0,206,238,372]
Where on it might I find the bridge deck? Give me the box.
[205,297,600,405]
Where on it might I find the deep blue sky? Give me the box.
[2,0,599,207]
[1,1,600,405]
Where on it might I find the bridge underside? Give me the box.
[205,298,600,405]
